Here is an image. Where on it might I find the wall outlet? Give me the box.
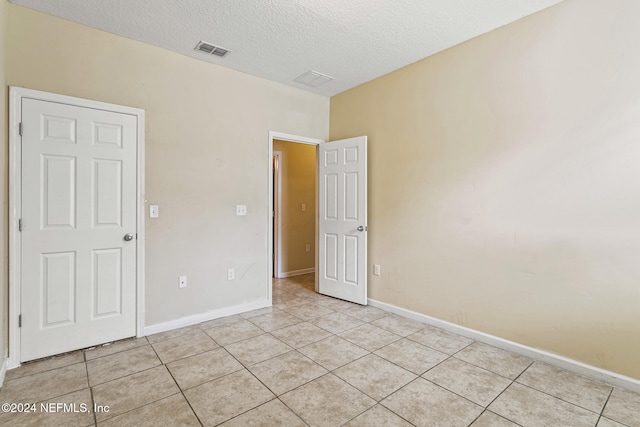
[374,264,381,276]
[178,275,187,288]
[236,205,247,216]
[305,244,310,252]
[227,268,235,281]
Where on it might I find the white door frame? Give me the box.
[8,87,146,368]
[268,131,324,298]
[272,151,282,279]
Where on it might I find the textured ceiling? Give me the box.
[10,0,563,96]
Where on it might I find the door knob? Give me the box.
[357,226,365,232]
[123,233,134,241]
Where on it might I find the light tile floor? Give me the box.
[1,273,639,426]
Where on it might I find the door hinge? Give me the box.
[19,122,23,136]
[18,218,22,232]
[18,314,22,328]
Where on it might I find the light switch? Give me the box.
[236,205,247,216]
[301,203,306,212]
[150,205,159,218]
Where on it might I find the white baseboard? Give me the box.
[0,357,8,387]
[278,268,315,278]
[143,299,271,337]
[368,298,640,394]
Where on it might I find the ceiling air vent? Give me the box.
[195,41,230,58]
[294,70,334,88]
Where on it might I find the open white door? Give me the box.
[318,136,367,304]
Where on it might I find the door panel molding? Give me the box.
[318,136,368,305]
[8,87,145,368]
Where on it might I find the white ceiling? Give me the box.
[10,0,563,97]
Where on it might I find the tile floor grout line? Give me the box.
[301,343,372,372]
[83,351,99,427]
[275,372,341,423]
[244,350,302,396]
[146,324,206,346]
[218,397,294,426]
[415,351,454,377]
[480,377,520,425]
[513,360,615,416]
[88,363,166,391]
[84,336,149,362]
[596,387,615,427]
[3,350,85,383]
[331,355,410,404]
[322,371,382,409]
[221,331,295,367]
[468,409,526,427]
[595,414,603,427]
[403,333,474,357]
[466,409,486,427]
[333,349,420,390]
[169,346,261,394]
[421,376,491,409]
[95,391,190,426]
[448,353,524,382]
[474,360,535,426]
[273,397,312,427]
[377,375,427,423]
[339,404,379,426]
[1,362,91,406]
[162,360,205,427]
[246,313,305,333]
[511,374,612,416]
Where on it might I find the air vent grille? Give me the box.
[294,70,334,88]
[195,41,230,58]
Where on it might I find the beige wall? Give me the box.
[273,140,316,274]
[6,5,329,327]
[331,0,640,380]
[0,0,7,360]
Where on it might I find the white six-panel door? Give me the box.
[20,98,138,361]
[318,136,368,305]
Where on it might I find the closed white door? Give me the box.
[318,136,367,304]
[20,98,138,361]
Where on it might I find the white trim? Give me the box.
[0,358,8,387]
[368,298,640,393]
[136,105,146,340]
[8,87,145,368]
[8,89,23,369]
[272,151,282,278]
[144,300,270,336]
[268,131,323,299]
[278,268,315,278]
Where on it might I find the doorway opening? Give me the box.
[268,132,323,300]
[272,140,316,279]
